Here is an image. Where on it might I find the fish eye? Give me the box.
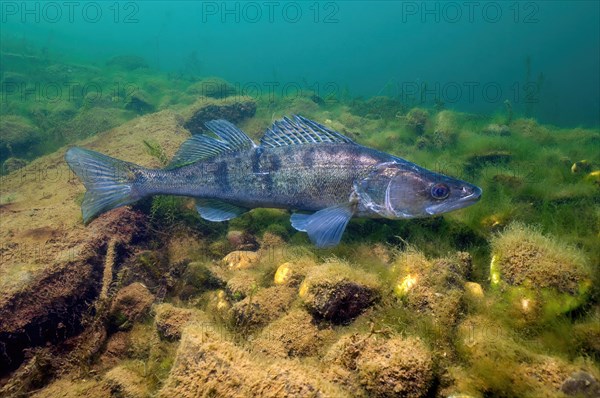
[431,183,450,200]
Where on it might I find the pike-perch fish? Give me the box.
[65,115,482,247]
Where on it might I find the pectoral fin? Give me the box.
[290,205,354,248]
[195,199,248,221]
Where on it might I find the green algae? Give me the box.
[2,46,599,398]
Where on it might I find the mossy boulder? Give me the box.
[29,378,110,398]
[109,283,155,330]
[489,224,593,324]
[125,89,155,114]
[159,324,346,397]
[2,157,28,174]
[392,251,470,327]
[430,110,458,148]
[177,261,222,300]
[356,337,434,398]
[186,77,237,98]
[561,371,600,398]
[324,334,434,398]
[182,96,256,134]
[226,230,258,250]
[465,150,512,176]
[482,123,511,136]
[299,261,381,323]
[222,250,260,269]
[349,96,402,119]
[0,115,40,151]
[405,108,429,134]
[456,315,586,397]
[104,365,149,398]
[251,309,333,358]
[106,55,149,70]
[226,270,259,300]
[154,303,208,341]
[273,258,318,287]
[230,285,297,330]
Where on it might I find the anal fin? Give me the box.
[196,198,247,221]
[290,205,353,248]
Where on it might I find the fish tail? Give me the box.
[65,147,144,224]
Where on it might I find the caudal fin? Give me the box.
[65,147,143,223]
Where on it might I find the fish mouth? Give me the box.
[425,185,482,215]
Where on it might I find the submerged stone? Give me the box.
[299,262,381,323]
[159,324,346,397]
[182,96,256,134]
[561,371,600,397]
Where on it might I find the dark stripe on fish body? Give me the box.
[215,161,230,190]
[268,153,282,172]
[302,146,315,168]
[251,147,262,174]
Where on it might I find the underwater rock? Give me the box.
[405,108,429,134]
[109,283,155,330]
[177,261,223,300]
[456,315,586,397]
[186,77,237,98]
[159,324,346,398]
[29,378,110,398]
[154,303,208,341]
[99,331,131,368]
[205,289,232,318]
[273,259,317,287]
[349,96,403,119]
[571,317,600,357]
[482,123,511,136]
[2,157,28,174]
[0,115,40,152]
[182,96,256,134]
[561,371,600,397]
[226,230,258,250]
[431,110,458,148]
[491,173,523,190]
[226,270,259,300]
[490,224,591,294]
[299,261,381,323]
[251,308,333,358]
[1,71,27,86]
[324,334,434,398]
[104,365,149,398]
[0,111,184,379]
[106,55,149,70]
[125,89,155,114]
[465,150,512,175]
[259,231,287,248]
[489,224,592,324]
[393,251,470,327]
[230,286,296,330]
[222,250,260,269]
[584,170,600,185]
[356,336,434,398]
[571,159,592,174]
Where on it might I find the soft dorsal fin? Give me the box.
[260,115,356,148]
[168,120,255,168]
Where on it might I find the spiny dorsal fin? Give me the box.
[260,115,356,148]
[168,120,256,168]
[204,120,257,150]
